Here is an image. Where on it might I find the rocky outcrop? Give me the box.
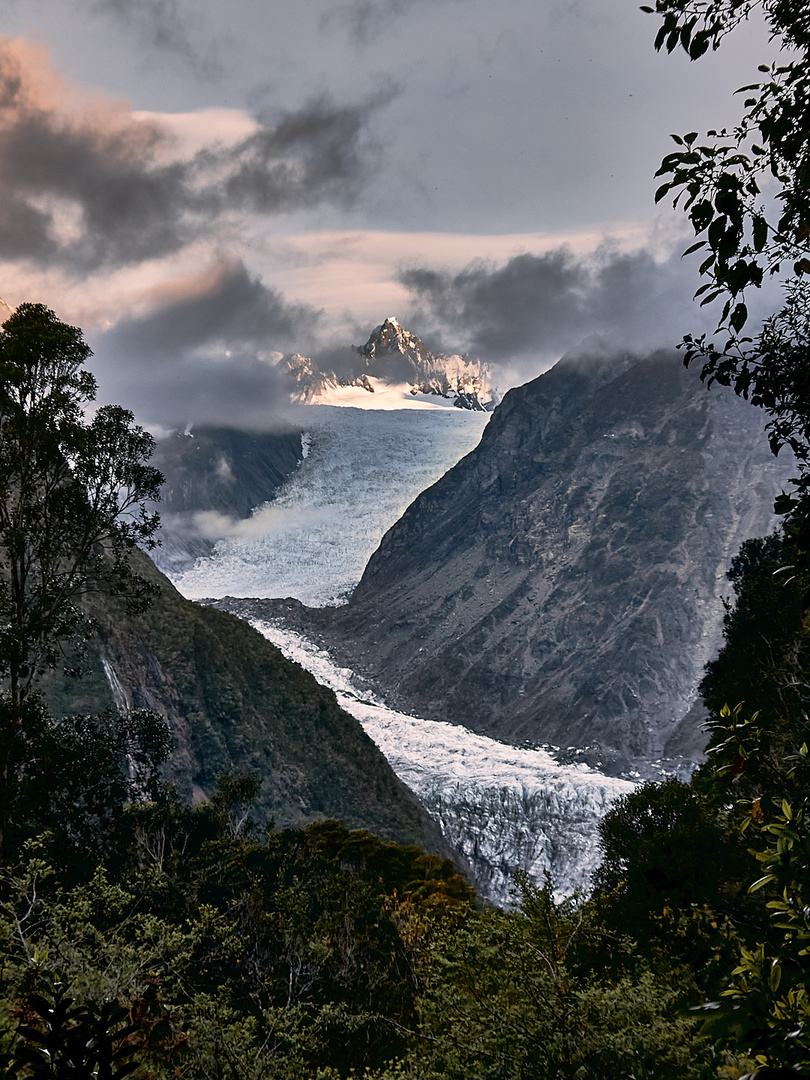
[279,317,493,409]
[276,354,340,403]
[309,345,793,776]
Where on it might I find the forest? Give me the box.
[2,0,810,1076]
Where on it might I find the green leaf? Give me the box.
[749,874,776,893]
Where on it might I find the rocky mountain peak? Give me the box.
[358,316,430,366]
[278,319,493,410]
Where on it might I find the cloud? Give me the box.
[322,0,466,42]
[94,259,320,428]
[0,37,383,273]
[399,243,780,374]
[88,0,222,75]
[222,91,391,214]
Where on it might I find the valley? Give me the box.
[227,614,636,905]
[157,335,794,902]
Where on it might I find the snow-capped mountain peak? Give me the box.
[278,318,495,411]
[358,316,429,365]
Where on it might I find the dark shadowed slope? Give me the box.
[43,551,445,853]
[151,424,303,574]
[310,346,791,774]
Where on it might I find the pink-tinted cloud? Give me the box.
[0,36,384,273]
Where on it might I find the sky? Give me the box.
[0,0,783,430]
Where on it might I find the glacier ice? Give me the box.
[250,619,635,906]
[173,405,489,605]
[170,402,634,905]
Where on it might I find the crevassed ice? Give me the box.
[252,619,635,907]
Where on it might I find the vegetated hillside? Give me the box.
[151,423,303,574]
[43,550,445,853]
[305,345,793,776]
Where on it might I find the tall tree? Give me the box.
[0,303,162,844]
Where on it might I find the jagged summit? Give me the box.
[278,318,494,411]
[276,353,336,402]
[358,316,427,362]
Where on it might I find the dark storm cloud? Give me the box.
[400,244,776,370]
[94,260,320,428]
[0,38,382,272]
[222,92,391,213]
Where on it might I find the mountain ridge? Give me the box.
[259,346,793,776]
[42,549,452,858]
[279,317,493,410]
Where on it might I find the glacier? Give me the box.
[174,404,489,606]
[170,401,636,904]
[248,618,635,906]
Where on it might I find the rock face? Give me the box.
[43,551,447,856]
[279,317,493,410]
[151,424,303,574]
[315,346,793,775]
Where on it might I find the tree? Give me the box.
[698,534,810,792]
[594,780,733,913]
[647,6,810,1064]
[0,303,163,846]
[646,0,810,554]
[5,704,172,868]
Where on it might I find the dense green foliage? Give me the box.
[633,4,810,1064]
[645,0,810,566]
[0,304,162,849]
[0,784,475,1080]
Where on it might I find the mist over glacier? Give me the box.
[174,404,490,605]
